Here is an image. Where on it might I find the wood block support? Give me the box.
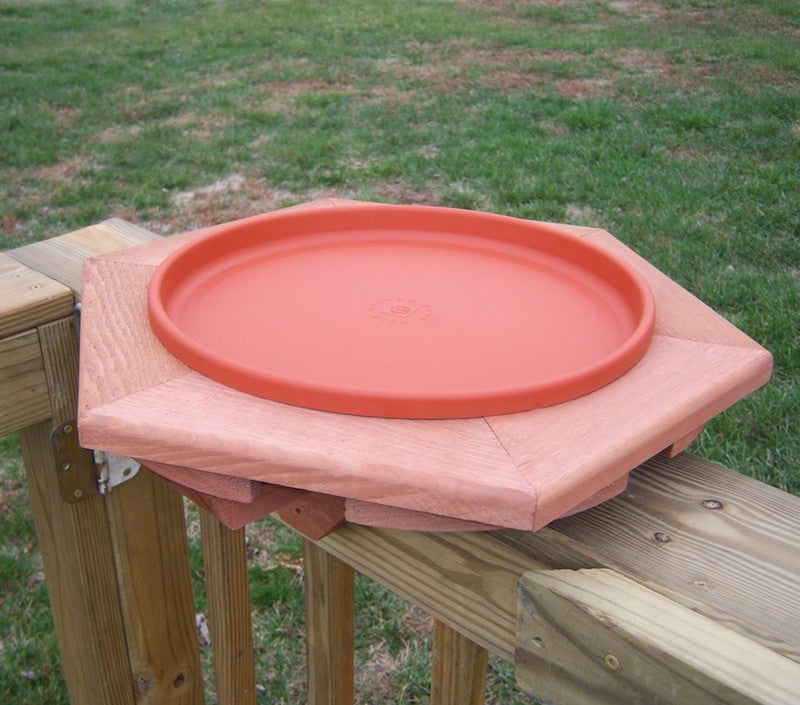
[200,509,257,705]
[304,539,355,705]
[431,620,488,705]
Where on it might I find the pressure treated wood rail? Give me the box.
[2,216,799,704]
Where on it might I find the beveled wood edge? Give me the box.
[78,398,539,530]
[77,330,772,533]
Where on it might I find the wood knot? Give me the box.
[134,673,154,695]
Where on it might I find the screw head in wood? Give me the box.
[604,653,621,670]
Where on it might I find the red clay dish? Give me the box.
[148,204,655,418]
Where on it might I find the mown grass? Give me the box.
[1,0,798,702]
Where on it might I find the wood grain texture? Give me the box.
[38,316,98,502]
[9,218,161,298]
[431,620,488,705]
[37,317,79,420]
[516,568,800,705]
[159,471,300,529]
[277,492,345,539]
[10,212,791,705]
[142,458,263,502]
[79,372,534,528]
[315,452,800,668]
[77,204,773,532]
[316,526,549,661]
[533,453,800,662]
[583,228,764,349]
[137,456,502,533]
[78,257,188,414]
[304,539,355,705]
[17,314,134,705]
[19,421,136,705]
[0,329,51,436]
[0,253,73,337]
[487,334,772,529]
[344,498,501,532]
[200,510,257,705]
[105,469,203,704]
[79,330,771,531]
[11,227,202,703]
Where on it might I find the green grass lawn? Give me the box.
[1,0,798,702]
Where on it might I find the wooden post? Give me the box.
[200,509,257,705]
[9,222,203,704]
[304,539,355,705]
[104,471,203,703]
[431,620,488,705]
[17,316,135,704]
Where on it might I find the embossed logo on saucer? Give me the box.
[370,298,432,324]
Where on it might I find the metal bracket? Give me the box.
[51,420,140,501]
[94,451,140,494]
[73,301,82,339]
[51,420,98,502]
